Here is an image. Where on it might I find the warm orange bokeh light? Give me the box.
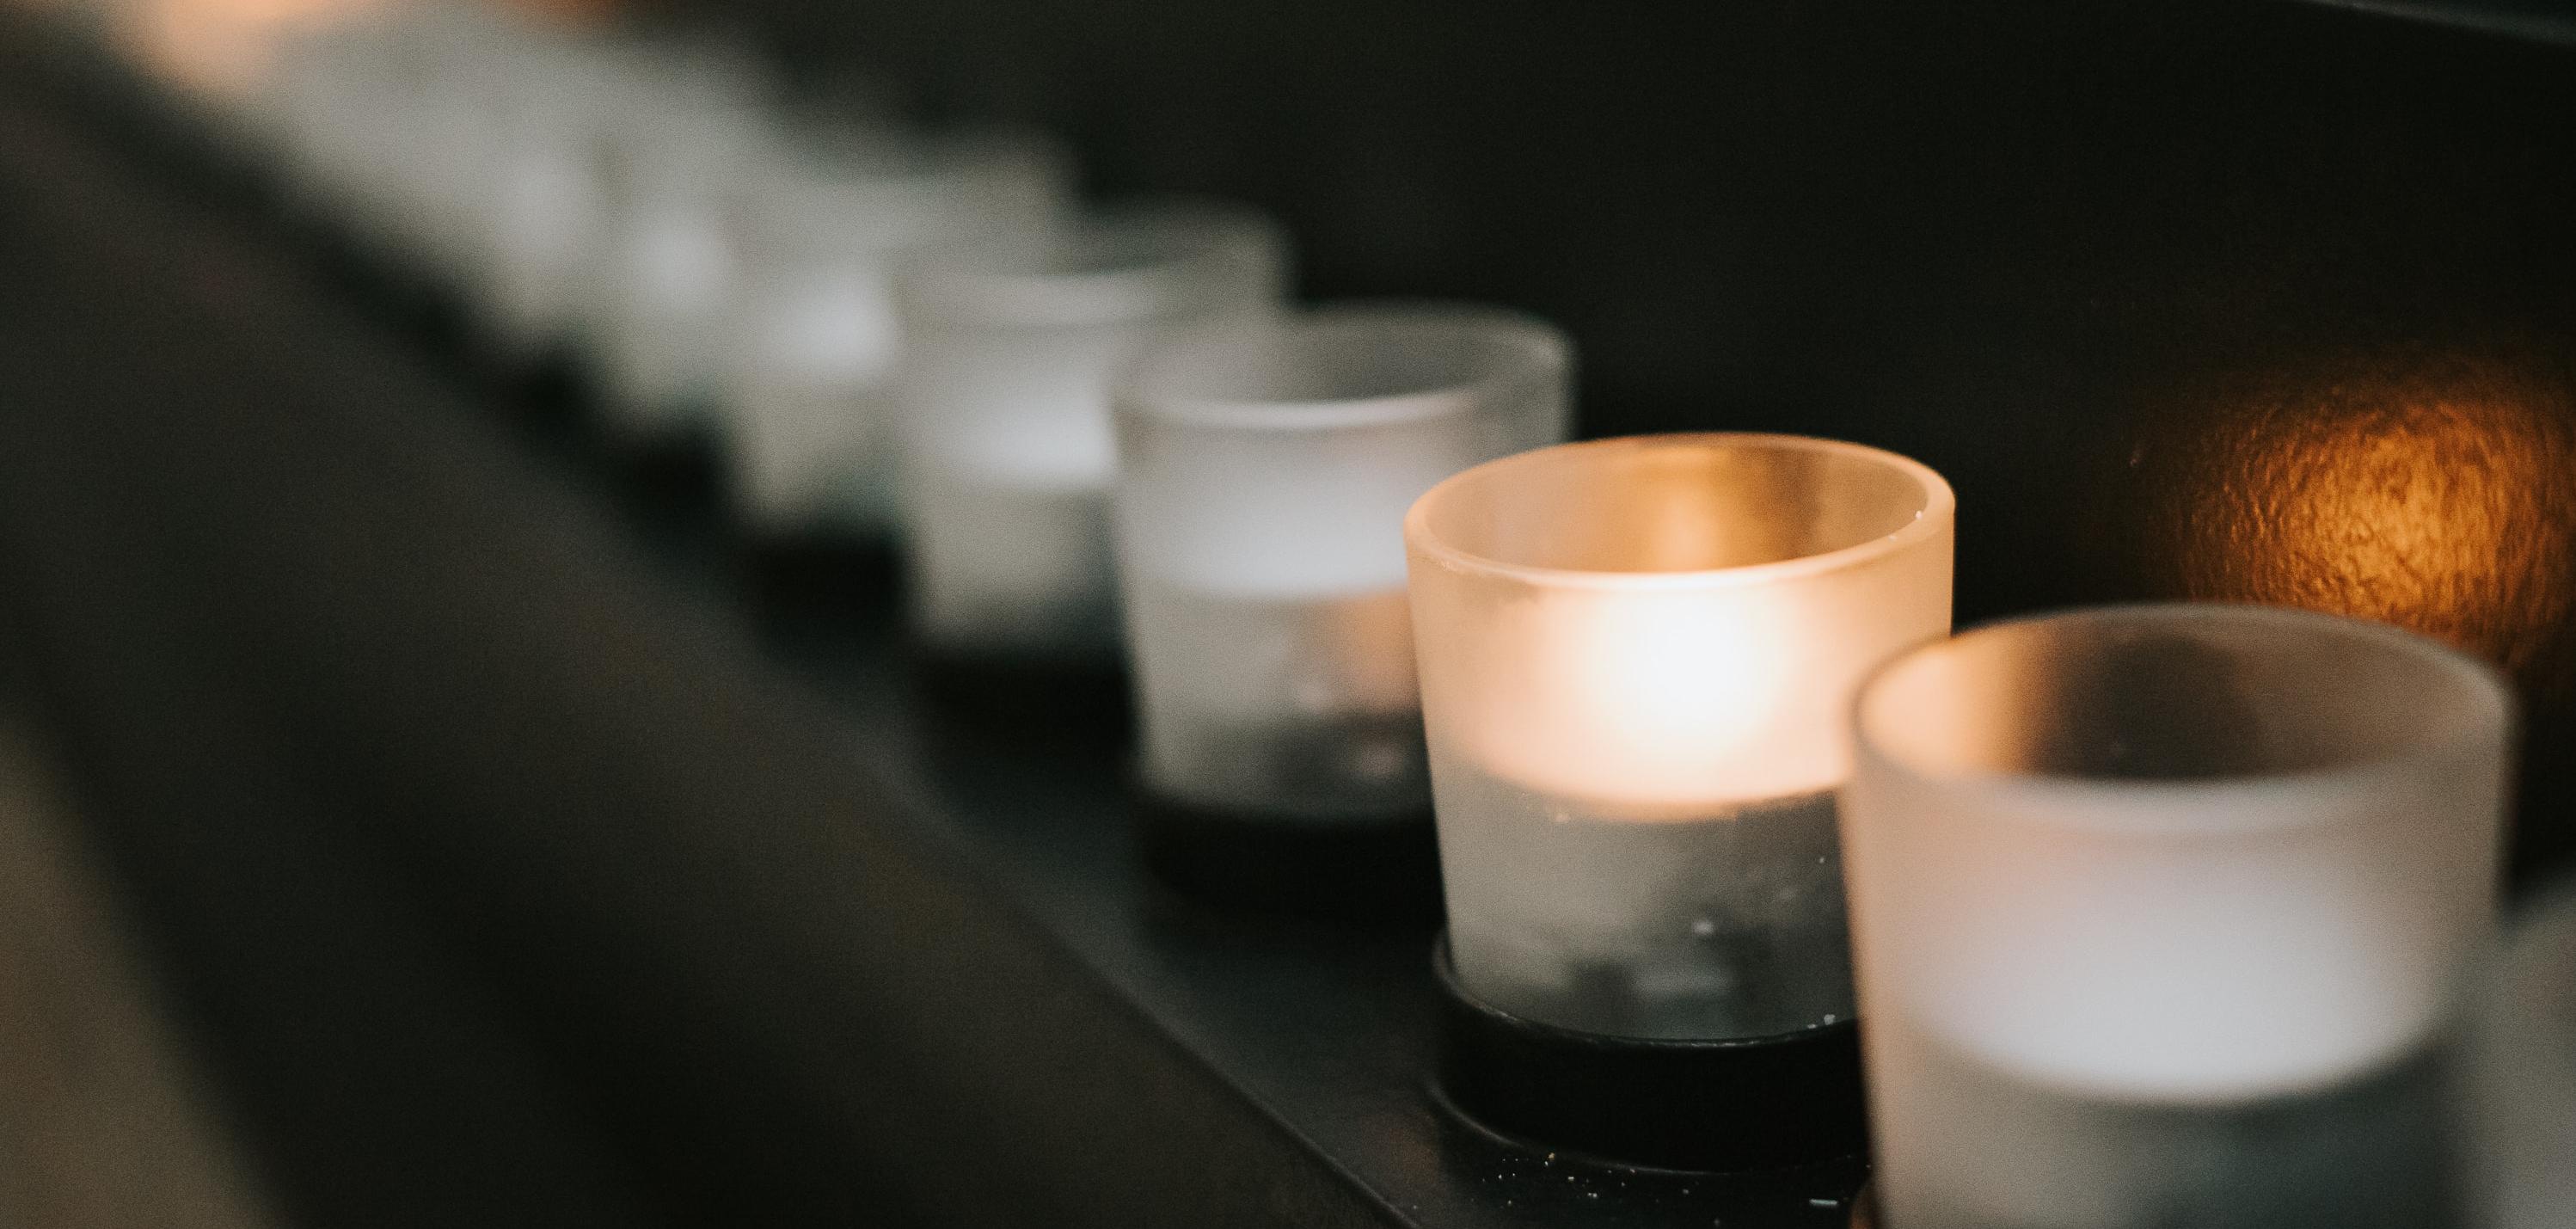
[2144,346,2576,699]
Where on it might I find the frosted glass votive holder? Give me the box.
[1406,433,1954,1041]
[459,36,635,365]
[721,126,1067,537]
[583,42,776,441]
[1111,304,1568,821]
[1847,604,2514,1229]
[895,203,1289,667]
[261,6,521,277]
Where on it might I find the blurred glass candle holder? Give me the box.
[1845,605,2513,1229]
[582,39,776,443]
[1405,433,1949,1171]
[894,203,1289,672]
[458,32,635,369]
[1110,304,1570,914]
[721,126,1067,540]
[260,4,524,286]
[2462,878,2576,1229]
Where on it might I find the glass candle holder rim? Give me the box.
[893,200,1282,329]
[1113,301,1569,433]
[1850,602,2516,825]
[1402,432,1955,593]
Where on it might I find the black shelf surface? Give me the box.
[760,591,1869,1229]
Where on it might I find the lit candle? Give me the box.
[1112,304,1570,820]
[1405,433,1953,1040]
[1845,605,2512,1229]
[894,203,1288,667]
[721,126,1067,537]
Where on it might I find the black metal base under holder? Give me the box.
[903,648,1132,749]
[1432,936,1869,1173]
[620,432,729,507]
[738,532,901,624]
[1134,793,1443,925]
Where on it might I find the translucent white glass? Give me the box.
[248,4,620,341]
[894,204,1289,664]
[1847,605,2514,1229]
[457,33,635,362]
[721,126,1067,534]
[261,4,526,269]
[2462,879,2576,1229]
[581,39,777,439]
[258,17,398,224]
[1112,304,1570,818]
[1405,433,1954,1040]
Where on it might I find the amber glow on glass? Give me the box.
[1406,433,1953,1040]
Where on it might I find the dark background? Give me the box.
[3,1,2574,1226]
[689,0,2576,868]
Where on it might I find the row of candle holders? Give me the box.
[38,0,2576,1224]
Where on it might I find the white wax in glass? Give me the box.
[1426,559,1939,1036]
[1849,607,2509,1103]
[1862,781,2489,1103]
[900,336,1135,656]
[1131,399,1485,600]
[906,334,1126,490]
[1119,416,1469,737]
[1444,581,1877,814]
[727,273,903,526]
